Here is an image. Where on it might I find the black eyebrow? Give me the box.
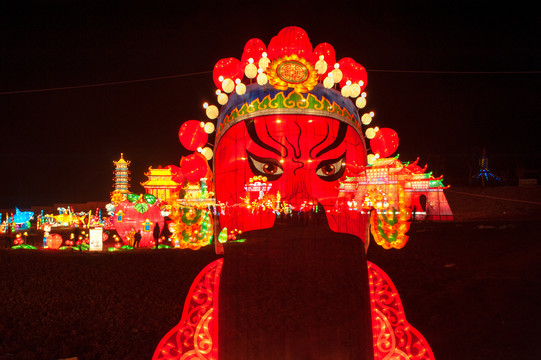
[245,120,282,157]
[315,122,347,158]
[309,123,330,159]
[265,120,288,158]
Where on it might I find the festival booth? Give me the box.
[154,27,437,359]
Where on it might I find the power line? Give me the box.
[368,69,541,74]
[0,70,213,95]
[1,69,540,95]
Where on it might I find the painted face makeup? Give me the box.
[215,114,368,241]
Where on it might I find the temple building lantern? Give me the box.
[141,166,182,202]
[111,153,131,202]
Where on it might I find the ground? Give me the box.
[0,186,539,360]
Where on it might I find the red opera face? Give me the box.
[215,115,368,242]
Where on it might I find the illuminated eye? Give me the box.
[316,152,346,182]
[263,163,279,175]
[319,164,335,176]
[246,150,284,181]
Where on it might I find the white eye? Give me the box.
[315,152,346,181]
[246,151,284,180]
[252,158,284,176]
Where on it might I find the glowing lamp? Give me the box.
[235,82,247,95]
[204,122,215,134]
[367,154,376,165]
[222,78,235,93]
[323,76,334,89]
[245,63,258,79]
[366,127,376,139]
[331,68,343,83]
[206,105,219,119]
[315,57,328,75]
[259,56,270,71]
[46,233,63,250]
[201,147,214,160]
[217,92,229,105]
[178,120,208,151]
[341,84,350,97]
[313,42,336,79]
[349,83,361,98]
[257,72,268,85]
[370,127,399,157]
[361,113,372,125]
[181,153,209,183]
[356,97,367,109]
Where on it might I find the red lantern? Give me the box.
[213,57,243,90]
[166,164,185,187]
[180,153,209,183]
[370,128,399,158]
[267,26,313,61]
[46,234,63,249]
[312,43,336,79]
[338,57,368,90]
[178,120,208,151]
[241,38,267,67]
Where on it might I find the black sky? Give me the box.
[1,0,540,209]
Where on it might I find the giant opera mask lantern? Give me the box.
[214,86,369,241]
[154,26,436,360]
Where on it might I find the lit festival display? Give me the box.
[152,27,445,359]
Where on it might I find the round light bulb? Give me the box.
[222,78,235,93]
[217,92,228,105]
[204,122,215,134]
[361,113,372,125]
[205,105,219,119]
[356,97,367,109]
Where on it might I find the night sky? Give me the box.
[2,0,540,209]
